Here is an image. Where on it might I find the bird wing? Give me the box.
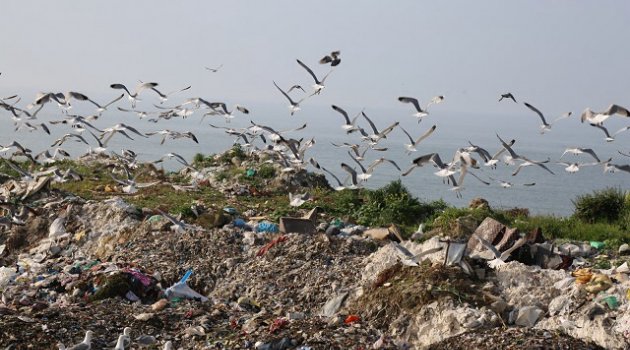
[340,163,358,185]
[472,233,501,259]
[399,126,415,144]
[110,83,132,95]
[361,112,379,135]
[331,105,351,124]
[398,97,423,113]
[296,59,320,83]
[496,133,520,159]
[414,124,437,145]
[273,81,296,105]
[524,102,548,126]
[347,151,368,173]
[607,104,630,117]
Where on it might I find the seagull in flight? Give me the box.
[588,124,630,142]
[331,105,361,133]
[321,167,347,191]
[358,111,399,144]
[523,102,571,134]
[205,64,223,72]
[400,124,437,154]
[560,147,600,163]
[580,104,630,125]
[100,123,147,145]
[296,59,331,94]
[150,85,192,104]
[499,92,517,103]
[273,81,310,116]
[472,232,528,268]
[397,96,442,122]
[110,82,160,108]
[496,133,555,176]
[319,50,341,66]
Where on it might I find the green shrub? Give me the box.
[258,164,276,179]
[572,188,627,224]
[354,180,446,227]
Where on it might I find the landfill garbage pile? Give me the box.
[0,155,628,349]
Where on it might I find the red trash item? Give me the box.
[257,235,288,257]
[344,315,360,324]
[269,318,288,333]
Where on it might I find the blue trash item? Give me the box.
[223,207,238,215]
[233,218,246,228]
[256,221,279,233]
[179,270,193,284]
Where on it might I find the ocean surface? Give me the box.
[1,97,629,217]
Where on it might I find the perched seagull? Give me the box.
[400,124,437,154]
[472,232,527,268]
[498,92,517,103]
[580,104,630,125]
[390,241,443,267]
[273,81,310,116]
[205,64,223,72]
[331,105,361,133]
[319,50,341,66]
[560,147,600,163]
[66,330,93,350]
[296,59,331,94]
[113,335,129,350]
[110,82,160,108]
[523,102,572,134]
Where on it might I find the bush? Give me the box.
[572,188,627,224]
[258,164,276,179]
[354,180,446,227]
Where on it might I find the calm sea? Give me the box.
[1,98,628,217]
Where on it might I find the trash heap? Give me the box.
[0,155,628,349]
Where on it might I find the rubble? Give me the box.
[0,153,628,349]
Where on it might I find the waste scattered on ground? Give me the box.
[0,151,629,349]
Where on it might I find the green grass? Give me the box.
[15,154,628,245]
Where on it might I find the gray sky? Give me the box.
[1,1,629,116]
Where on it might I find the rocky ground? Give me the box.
[0,155,629,349]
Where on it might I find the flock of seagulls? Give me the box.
[0,51,629,210]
